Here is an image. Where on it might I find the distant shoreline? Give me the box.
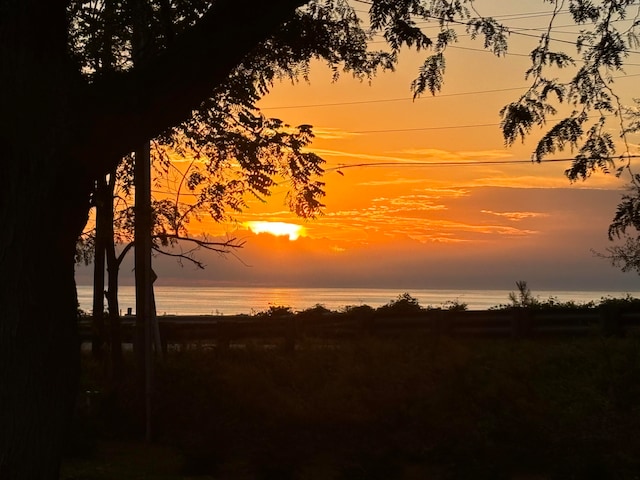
[75,285,639,316]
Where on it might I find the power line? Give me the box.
[149,155,640,186]
[348,109,640,135]
[354,8,570,23]
[446,44,529,57]
[351,122,499,134]
[262,86,527,110]
[325,155,640,172]
[357,3,640,55]
[261,72,640,111]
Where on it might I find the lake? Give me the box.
[76,285,638,316]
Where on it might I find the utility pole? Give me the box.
[92,177,107,358]
[134,141,154,442]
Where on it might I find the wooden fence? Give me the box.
[79,307,640,351]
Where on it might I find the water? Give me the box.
[76,285,638,316]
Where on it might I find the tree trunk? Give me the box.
[0,201,85,479]
[0,3,90,477]
[0,145,90,478]
[134,143,155,441]
[92,177,108,358]
[0,86,90,479]
[0,0,309,475]
[104,172,124,381]
[105,251,124,381]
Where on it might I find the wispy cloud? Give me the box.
[369,188,470,203]
[481,210,549,221]
[468,174,625,189]
[313,147,516,166]
[397,148,514,161]
[372,194,448,211]
[418,187,471,198]
[311,127,363,140]
[319,203,539,243]
[358,178,429,186]
[310,148,420,163]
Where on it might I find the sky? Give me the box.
[75,1,640,292]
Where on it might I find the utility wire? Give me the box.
[351,123,499,134]
[262,86,528,110]
[324,155,640,172]
[349,109,640,134]
[354,2,640,54]
[261,72,640,111]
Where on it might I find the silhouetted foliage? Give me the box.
[297,304,332,319]
[508,280,538,308]
[491,281,603,311]
[493,1,640,276]
[442,299,468,312]
[598,293,640,311]
[258,305,295,318]
[341,304,376,317]
[375,293,424,317]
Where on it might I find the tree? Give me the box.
[508,280,538,308]
[0,2,315,477]
[74,0,387,370]
[2,1,639,477]
[495,0,640,262]
[594,100,640,272]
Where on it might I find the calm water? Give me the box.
[76,285,638,316]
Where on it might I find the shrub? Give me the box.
[257,305,294,318]
[297,304,332,319]
[375,293,423,317]
[442,299,468,312]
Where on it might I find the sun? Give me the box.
[244,221,307,241]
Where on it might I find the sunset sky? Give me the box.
[76,2,640,292]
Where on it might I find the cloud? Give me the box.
[311,148,420,163]
[358,178,430,186]
[313,147,515,168]
[467,174,624,190]
[317,203,540,243]
[311,127,363,140]
[373,195,447,211]
[397,148,514,161]
[481,210,549,221]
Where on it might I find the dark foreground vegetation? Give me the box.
[64,328,640,479]
[78,292,640,351]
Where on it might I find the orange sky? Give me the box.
[76,2,640,291]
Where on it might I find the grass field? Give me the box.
[63,334,640,479]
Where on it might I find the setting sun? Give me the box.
[244,221,307,241]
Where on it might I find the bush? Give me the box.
[257,305,294,318]
[297,304,331,320]
[442,299,468,312]
[375,293,423,317]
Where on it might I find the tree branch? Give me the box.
[76,0,309,178]
[116,240,135,268]
[152,234,244,269]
